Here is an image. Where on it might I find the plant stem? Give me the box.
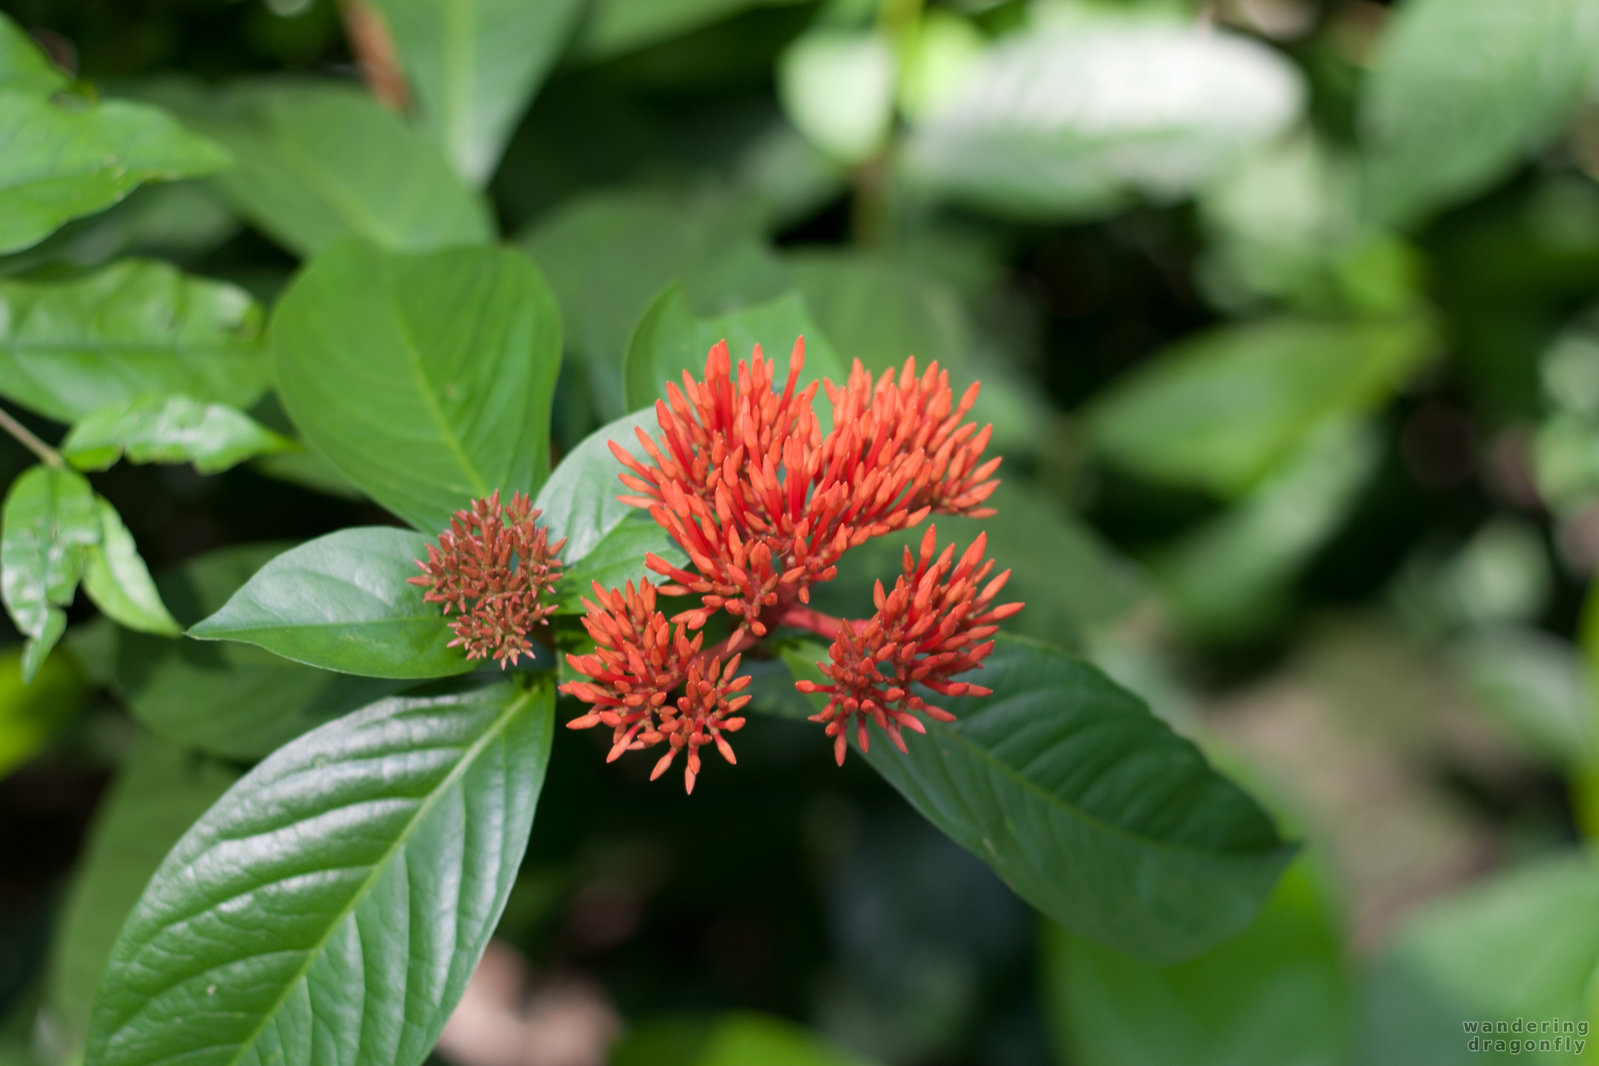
[770,602,849,641]
[0,405,63,469]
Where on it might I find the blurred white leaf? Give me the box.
[904,20,1305,218]
[778,30,896,166]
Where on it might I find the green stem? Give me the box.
[0,404,63,469]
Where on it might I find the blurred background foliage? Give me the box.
[3,0,1599,1063]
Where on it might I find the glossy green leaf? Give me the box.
[624,285,845,413]
[0,90,230,254]
[576,0,808,59]
[1360,0,1599,228]
[1,465,99,681]
[47,738,237,1044]
[523,191,788,422]
[0,13,68,96]
[0,642,88,780]
[271,240,561,532]
[114,545,407,759]
[157,81,493,256]
[1089,316,1434,497]
[785,637,1292,961]
[368,0,584,183]
[85,679,555,1066]
[188,527,476,679]
[614,1012,879,1066]
[904,21,1304,219]
[81,497,180,636]
[63,395,292,474]
[1358,851,1599,1064]
[778,30,895,166]
[0,260,269,425]
[1046,859,1352,1066]
[534,408,687,605]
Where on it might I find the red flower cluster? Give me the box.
[411,490,565,667]
[562,580,750,794]
[561,339,1021,790]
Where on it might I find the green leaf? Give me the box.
[0,91,230,254]
[1358,851,1599,1064]
[576,0,809,59]
[522,191,788,422]
[85,679,554,1066]
[0,642,87,780]
[0,13,69,96]
[367,0,584,184]
[623,285,845,414]
[63,395,292,474]
[533,409,688,605]
[1467,626,1597,768]
[188,527,477,679]
[271,240,561,532]
[784,637,1292,961]
[778,30,896,167]
[1045,859,1352,1066]
[114,545,408,759]
[1150,419,1381,640]
[156,81,494,256]
[904,20,1305,219]
[785,249,1048,458]
[81,497,180,636]
[1360,0,1599,229]
[0,260,269,425]
[47,738,237,1044]
[1,465,99,681]
[614,1012,880,1066]
[1088,316,1434,497]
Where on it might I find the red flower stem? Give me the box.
[770,602,849,641]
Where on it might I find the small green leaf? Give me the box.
[0,91,230,254]
[47,738,237,1044]
[81,498,180,636]
[271,240,562,532]
[784,637,1292,961]
[155,80,494,256]
[85,680,554,1066]
[1360,0,1599,228]
[63,395,292,474]
[115,544,408,759]
[614,1012,880,1066]
[522,191,789,422]
[904,20,1305,219]
[534,408,687,599]
[0,260,269,426]
[1,465,99,681]
[623,284,845,414]
[188,527,477,679]
[0,13,69,96]
[1150,419,1381,640]
[0,642,88,780]
[778,30,896,166]
[366,0,585,184]
[1088,316,1434,497]
[1045,859,1352,1066]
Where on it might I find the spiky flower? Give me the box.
[410,490,565,667]
[795,526,1024,765]
[563,339,1021,789]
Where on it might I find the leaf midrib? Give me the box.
[873,686,1286,864]
[167,686,534,1066]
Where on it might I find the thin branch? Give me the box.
[0,404,63,469]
